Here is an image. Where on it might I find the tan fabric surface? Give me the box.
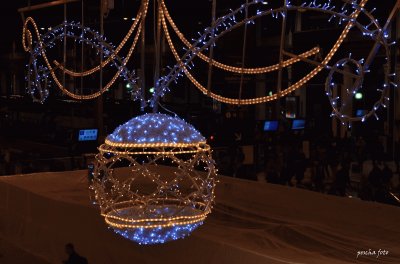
[0,169,399,264]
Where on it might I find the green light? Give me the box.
[126,83,132,90]
[268,91,273,96]
[149,87,155,93]
[355,92,363,100]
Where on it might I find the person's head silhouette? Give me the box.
[63,243,88,264]
[65,243,75,255]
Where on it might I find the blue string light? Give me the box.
[23,1,396,124]
[107,113,205,145]
[151,0,394,124]
[113,222,203,245]
[25,20,139,103]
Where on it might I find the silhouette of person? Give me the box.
[63,243,88,264]
[281,145,296,186]
[218,151,231,176]
[266,156,280,184]
[368,162,383,201]
[381,163,393,189]
[333,161,351,196]
[313,146,329,192]
[233,146,246,178]
[294,146,307,187]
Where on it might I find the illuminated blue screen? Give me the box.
[78,129,98,141]
[263,121,279,131]
[292,119,306,130]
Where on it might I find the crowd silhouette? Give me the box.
[215,133,400,206]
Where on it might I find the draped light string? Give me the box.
[22,0,149,101]
[22,0,396,120]
[52,23,143,100]
[160,0,320,75]
[159,6,277,105]
[52,9,143,77]
[156,0,367,105]
[24,0,148,78]
[154,0,394,124]
[24,17,143,101]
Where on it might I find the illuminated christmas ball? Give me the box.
[91,113,217,244]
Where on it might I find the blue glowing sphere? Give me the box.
[106,113,206,146]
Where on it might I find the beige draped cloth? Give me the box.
[0,169,399,264]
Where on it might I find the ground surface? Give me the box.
[0,169,399,264]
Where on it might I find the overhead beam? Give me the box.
[18,0,80,13]
[282,50,361,79]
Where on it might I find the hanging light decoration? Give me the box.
[153,0,395,124]
[22,0,396,124]
[90,113,217,244]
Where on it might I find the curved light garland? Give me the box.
[160,0,321,75]
[24,17,142,102]
[22,0,396,120]
[91,113,217,245]
[325,49,390,124]
[153,0,368,105]
[153,0,395,123]
[22,0,149,102]
[323,3,393,124]
[52,0,149,77]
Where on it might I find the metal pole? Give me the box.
[394,28,398,164]
[81,0,84,96]
[140,0,146,112]
[238,0,249,104]
[97,0,104,142]
[273,0,288,119]
[206,0,217,96]
[18,0,80,13]
[277,0,288,96]
[63,3,67,95]
[282,50,360,79]
[154,0,161,104]
[392,2,400,162]
[363,2,399,71]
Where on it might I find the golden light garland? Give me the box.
[22,0,149,100]
[23,17,142,100]
[159,0,368,105]
[160,0,320,75]
[100,141,211,155]
[52,10,144,77]
[23,0,367,104]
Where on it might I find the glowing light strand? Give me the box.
[153,0,394,123]
[160,0,321,75]
[151,0,372,106]
[22,0,149,78]
[52,0,149,77]
[324,1,393,123]
[24,18,141,102]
